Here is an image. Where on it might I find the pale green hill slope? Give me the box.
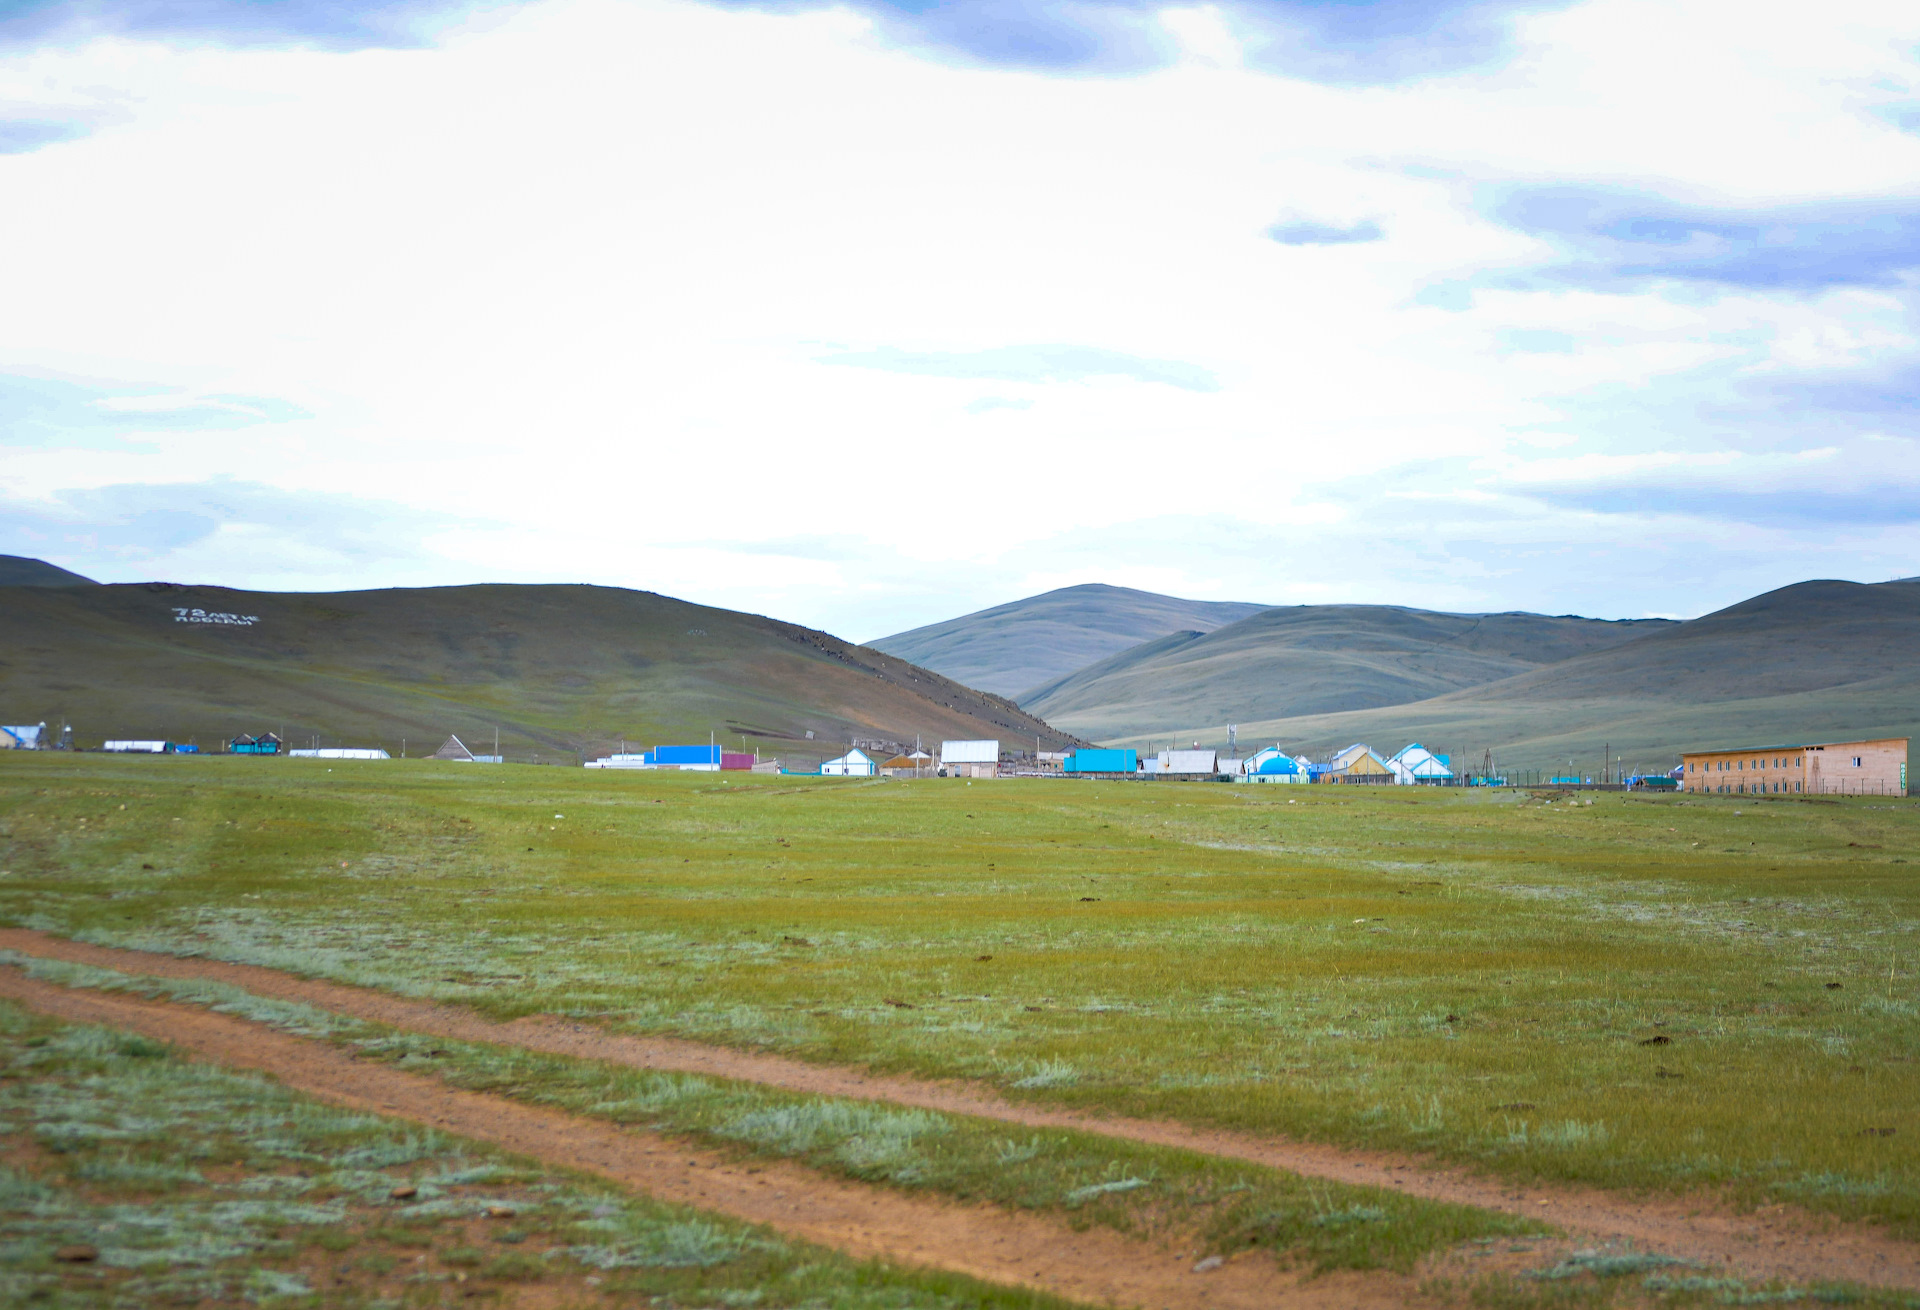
[1111,579,1920,775]
[869,584,1269,696]
[1028,604,1672,742]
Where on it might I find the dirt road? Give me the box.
[0,968,1417,1310]
[3,929,1914,1293]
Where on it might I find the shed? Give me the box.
[822,747,879,777]
[881,751,933,778]
[940,739,1000,779]
[431,735,476,762]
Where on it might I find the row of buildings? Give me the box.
[583,738,1461,783]
[1055,741,1456,784]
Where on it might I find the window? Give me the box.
[1853,756,1863,768]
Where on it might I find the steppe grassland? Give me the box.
[3,755,1918,1233]
[0,1000,1075,1310]
[8,950,1537,1273]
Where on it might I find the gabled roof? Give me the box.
[1332,743,1392,773]
[432,735,475,761]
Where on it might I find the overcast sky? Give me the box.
[2,0,1917,641]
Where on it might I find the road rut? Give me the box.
[0,968,1410,1310]
[3,929,1915,1292]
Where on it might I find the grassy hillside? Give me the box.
[1113,580,1920,774]
[0,554,96,587]
[870,583,1269,696]
[0,579,1083,759]
[1028,604,1673,742]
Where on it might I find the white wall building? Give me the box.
[1388,744,1454,785]
[822,747,879,777]
[940,739,1000,778]
[288,748,391,760]
[1155,749,1218,777]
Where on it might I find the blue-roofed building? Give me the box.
[1388,743,1454,785]
[1064,748,1137,774]
[1241,745,1309,783]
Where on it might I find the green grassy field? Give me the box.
[3,753,1918,1243]
[0,1000,1083,1309]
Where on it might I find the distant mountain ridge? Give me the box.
[0,574,1082,757]
[1022,603,1675,742]
[870,584,1270,696]
[1106,579,1920,772]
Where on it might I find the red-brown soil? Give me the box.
[3,929,1916,1293]
[0,967,1416,1310]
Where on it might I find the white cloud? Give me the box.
[0,0,1917,639]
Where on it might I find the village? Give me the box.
[4,720,1909,794]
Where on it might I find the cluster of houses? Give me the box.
[580,737,1463,783]
[1060,741,1457,784]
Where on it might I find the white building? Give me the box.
[288,748,391,760]
[1154,749,1218,777]
[103,740,169,753]
[822,747,879,777]
[940,739,1000,778]
[1,723,44,750]
[1388,743,1454,785]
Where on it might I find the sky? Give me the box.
[1,0,1917,642]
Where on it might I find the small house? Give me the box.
[881,751,933,778]
[1328,743,1393,783]
[940,739,1000,778]
[229,732,282,755]
[1242,746,1308,783]
[1388,744,1454,785]
[1,723,44,750]
[822,747,879,777]
[431,735,476,762]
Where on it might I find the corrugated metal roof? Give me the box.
[940,739,999,763]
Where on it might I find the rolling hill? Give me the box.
[0,577,1084,760]
[0,555,97,587]
[1023,604,1675,742]
[869,584,1270,696]
[1108,579,1920,774]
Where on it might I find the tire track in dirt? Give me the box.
[0,969,1416,1310]
[5,929,1917,1292]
